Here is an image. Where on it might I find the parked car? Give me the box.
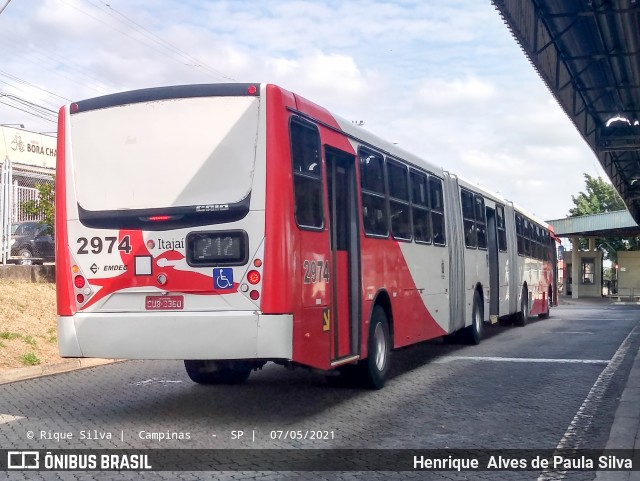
[10,221,55,265]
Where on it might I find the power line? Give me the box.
[63,0,234,82]
[0,0,239,128]
[0,70,71,103]
[2,93,57,114]
[0,31,111,98]
[0,0,13,16]
[86,0,235,81]
[0,97,57,124]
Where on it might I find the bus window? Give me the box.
[360,150,388,237]
[290,119,323,229]
[429,177,446,246]
[461,189,476,249]
[387,160,411,240]
[516,214,524,255]
[475,195,487,249]
[535,226,543,259]
[410,171,431,243]
[496,204,507,252]
[524,220,532,257]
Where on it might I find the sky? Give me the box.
[0,0,609,221]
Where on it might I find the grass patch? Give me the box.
[0,331,21,340]
[0,279,60,370]
[46,327,57,344]
[0,341,5,348]
[21,352,41,366]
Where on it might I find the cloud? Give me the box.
[0,0,611,221]
[416,76,497,107]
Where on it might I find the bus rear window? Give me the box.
[71,96,259,212]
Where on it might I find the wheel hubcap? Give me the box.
[373,323,387,371]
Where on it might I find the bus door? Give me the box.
[486,206,499,322]
[325,147,360,363]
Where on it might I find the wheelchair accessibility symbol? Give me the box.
[213,268,234,290]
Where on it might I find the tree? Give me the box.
[568,173,637,261]
[569,173,625,216]
[21,181,55,234]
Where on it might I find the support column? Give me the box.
[571,236,580,299]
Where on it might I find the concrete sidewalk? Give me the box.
[0,358,121,385]
[558,294,640,481]
[595,338,640,481]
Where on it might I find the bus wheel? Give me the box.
[184,360,252,385]
[462,291,483,345]
[357,305,391,389]
[514,289,529,327]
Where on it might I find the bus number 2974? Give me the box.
[303,260,330,284]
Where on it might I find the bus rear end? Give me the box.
[56,84,292,382]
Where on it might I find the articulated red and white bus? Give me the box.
[56,83,556,388]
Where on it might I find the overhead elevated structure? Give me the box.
[492,0,640,222]
[547,210,640,299]
[548,210,640,238]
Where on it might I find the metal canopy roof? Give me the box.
[492,0,640,222]
[548,209,640,237]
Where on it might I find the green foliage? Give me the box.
[20,352,41,366]
[0,331,21,340]
[47,327,57,344]
[569,174,638,261]
[23,335,37,347]
[569,174,625,216]
[20,181,55,234]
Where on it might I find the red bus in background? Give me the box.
[56,83,556,389]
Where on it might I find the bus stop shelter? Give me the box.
[548,210,640,299]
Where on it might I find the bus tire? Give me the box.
[514,289,529,327]
[462,290,483,345]
[357,305,391,389]
[184,360,251,385]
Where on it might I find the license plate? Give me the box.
[145,295,184,310]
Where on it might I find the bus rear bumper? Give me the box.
[57,312,293,360]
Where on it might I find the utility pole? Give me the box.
[0,0,13,16]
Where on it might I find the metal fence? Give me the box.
[0,158,55,264]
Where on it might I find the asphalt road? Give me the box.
[1,302,638,480]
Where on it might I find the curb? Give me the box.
[0,358,124,385]
[594,343,640,481]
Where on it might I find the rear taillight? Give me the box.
[247,270,261,285]
[70,261,93,307]
[240,241,264,305]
